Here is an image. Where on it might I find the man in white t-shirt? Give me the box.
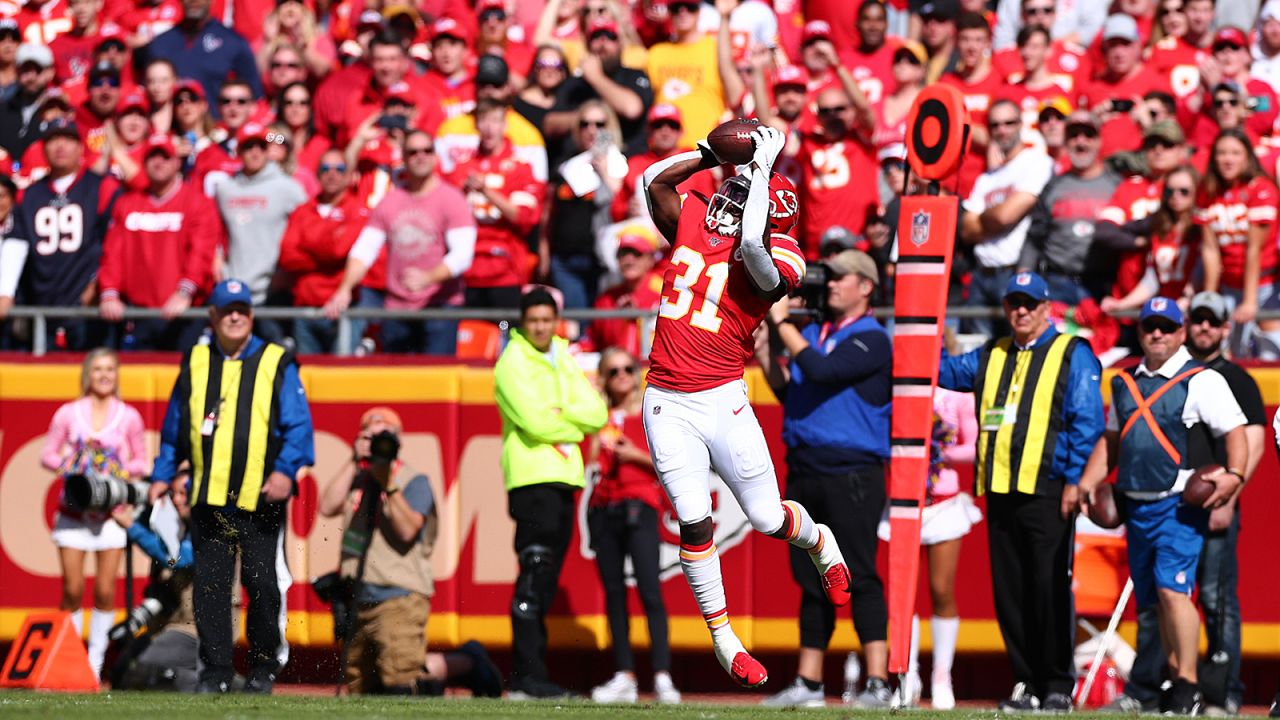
[960,98,1055,336]
[1251,1,1280,95]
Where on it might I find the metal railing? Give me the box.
[1,304,1252,357]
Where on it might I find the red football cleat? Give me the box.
[822,562,852,606]
[731,652,769,688]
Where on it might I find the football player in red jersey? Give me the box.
[640,125,852,689]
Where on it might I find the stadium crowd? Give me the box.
[4,0,1280,357]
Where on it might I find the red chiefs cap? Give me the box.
[1213,26,1248,49]
[476,0,505,14]
[175,78,205,101]
[237,122,270,147]
[586,16,619,38]
[357,9,385,30]
[119,89,149,114]
[774,64,808,88]
[648,103,682,125]
[384,80,415,104]
[802,20,832,46]
[431,16,470,43]
[144,133,176,157]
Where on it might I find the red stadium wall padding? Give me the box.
[0,360,1278,657]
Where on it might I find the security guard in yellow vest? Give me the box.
[149,279,315,695]
[938,272,1104,712]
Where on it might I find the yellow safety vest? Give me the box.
[973,333,1080,496]
[181,342,289,511]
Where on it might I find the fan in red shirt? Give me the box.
[442,99,544,308]
[59,29,136,106]
[1189,82,1274,173]
[1077,14,1172,157]
[838,0,898,106]
[97,134,220,350]
[1186,28,1279,144]
[1195,128,1280,357]
[475,0,533,85]
[870,41,926,154]
[49,0,121,82]
[793,21,844,101]
[797,84,878,255]
[1096,120,1188,299]
[109,0,181,46]
[998,25,1072,133]
[940,12,1007,196]
[613,104,717,221]
[73,61,125,165]
[278,148,371,354]
[101,89,152,190]
[423,17,477,122]
[1144,0,1210,101]
[1099,165,1202,314]
[748,63,812,187]
[319,30,443,149]
[640,124,850,689]
[578,229,664,357]
[991,0,1090,91]
[589,346,666,517]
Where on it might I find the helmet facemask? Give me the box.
[705,174,750,237]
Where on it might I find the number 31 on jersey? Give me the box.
[659,246,728,333]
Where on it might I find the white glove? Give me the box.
[751,126,785,174]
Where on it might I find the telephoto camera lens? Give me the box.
[368,429,401,464]
[63,468,151,512]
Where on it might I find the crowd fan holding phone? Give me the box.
[4,0,1280,358]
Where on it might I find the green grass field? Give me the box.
[0,691,1146,720]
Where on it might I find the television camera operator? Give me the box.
[318,407,500,697]
[754,249,894,706]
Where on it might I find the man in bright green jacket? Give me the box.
[495,288,607,699]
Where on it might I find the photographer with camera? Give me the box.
[318,407,502,697]
[106,473,203,692]
[754,250,894,707]
[40,347,149,678]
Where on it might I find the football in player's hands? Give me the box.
[751,126,785,170]
[705,118,761,166]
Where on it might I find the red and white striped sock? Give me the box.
[778,500,822,552]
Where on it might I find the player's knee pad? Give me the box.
[511,544,555,620]
[668,485,712,526]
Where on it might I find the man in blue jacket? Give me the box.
[142,0,262,116]
[757,250,893,708]
[939,271,1104,712]
[149,279,314,694]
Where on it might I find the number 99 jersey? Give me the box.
[9,171,120,306]
[646,171,805,393]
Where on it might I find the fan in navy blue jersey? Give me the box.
[0,119,122,351]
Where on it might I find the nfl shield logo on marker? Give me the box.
[911,211,931,247]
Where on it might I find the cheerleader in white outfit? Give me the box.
[40,348,148,677]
